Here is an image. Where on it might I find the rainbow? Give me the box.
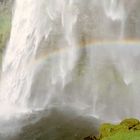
[80,39,140,46]
[34,39,140,64]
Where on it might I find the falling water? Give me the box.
[0,0,140,138]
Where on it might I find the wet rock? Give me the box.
[84,136,98,140]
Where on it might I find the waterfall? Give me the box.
[0,0,140,127]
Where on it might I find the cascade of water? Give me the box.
[0,0,140,123]
[103,0,126,39]
[0,0,79,116]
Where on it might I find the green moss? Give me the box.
[99,123,128,139]
[102,131,140,140]
[96,118,140,140]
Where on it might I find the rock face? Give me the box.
[0,0,10,5]
[0,0,11,64]
[86,118,140,140]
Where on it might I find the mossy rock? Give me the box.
[99,123,115,138]
[132,124,140,131]
[99,123,129,139]
[120,118,140,129]
[86,118,140,140]
[99,118,140,140]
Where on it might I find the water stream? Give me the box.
[0,0,140,139]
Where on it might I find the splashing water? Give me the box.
[0,0,140,136]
